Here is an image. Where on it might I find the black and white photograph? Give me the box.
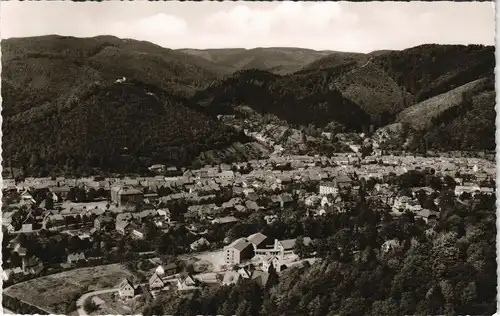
[0,1,497,315]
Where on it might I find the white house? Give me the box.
[319,182,338,195]
[381,239,401,253]
[262,256,281,272]
[118,278,137,299]
[176,273,198,291]
[149,272,166,290]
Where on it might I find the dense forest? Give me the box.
[3,79,250,177]
[372,44,495,102]
[192,68,373,130]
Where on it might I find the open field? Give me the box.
[4,264,135,314]
[181,250,225,272]
[59,200,113,212]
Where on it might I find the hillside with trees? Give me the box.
[195,44,495,150]
[299,51,369,72]
[192,68,373,131]
[177,47,333,75]
[1,35,231,112]
[372,44,495,102]
[2,79,251,176]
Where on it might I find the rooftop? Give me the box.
[247,232,267,246]
[227,237,252,252]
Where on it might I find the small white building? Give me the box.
[149,272,166,290]
[319,182,338,195]
[455,185,480,196]
[118,278,137,299]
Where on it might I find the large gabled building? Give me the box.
[111,186,144,207]
[224,238,254,265]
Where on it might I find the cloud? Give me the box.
[204,2,359,41]
[0,2,494,52]
[109,13,188,42]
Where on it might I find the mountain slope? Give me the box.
[395,77,492,130]
[2,37,495,177]
[1,35,231,111]
[195,44,495,151]
[373,44,495,102]
[299,51,369,72]
[374,74,495,152]
[422,89,496,151]
[332,62,413,126]
[177,47,332,74]
[192,68,373,131]
[3,79,249,176]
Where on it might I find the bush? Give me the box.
[83,297,98,313]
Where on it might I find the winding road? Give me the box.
[76,288,119,316]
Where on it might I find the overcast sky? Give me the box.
[1,1,495,52]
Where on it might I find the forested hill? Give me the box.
[372,44,495,102]
[177,47,333,75]
[192,67,373,130]
[1,35,251,176]
[1,35,233,111]
[2,79,250,177]
[194,44,495,149]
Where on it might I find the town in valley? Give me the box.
[2,145,496,315]
[1,1,496,316]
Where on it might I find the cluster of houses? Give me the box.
[2,235,44,282]
[223,232,310,266]
[115,231,314,301]
[2,154,494,239]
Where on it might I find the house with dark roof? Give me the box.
[49,186,71,200]
[262,255,281,273]
[251,270,270,288]
[155,262,179,277]
[275,237,312,259]
[247,232,275,255]
[415,209,439,224]
[279,194,294,208]
[115,220,130,235]
[237,267,252,279]
[336,175,353,188]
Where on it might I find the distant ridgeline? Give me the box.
[1,36,495,176]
